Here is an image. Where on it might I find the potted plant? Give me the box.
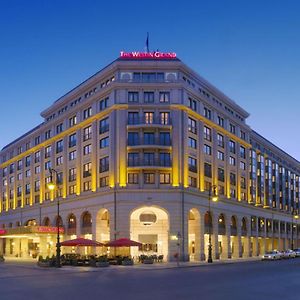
[0,255,5,263]
[122,257,134,266]
[37,255,51,267]
[96,255,109,267]
[143,256,154,264]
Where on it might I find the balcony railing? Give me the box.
[127,117,172,126]
[127,140,172,147]
[128,160,172,168]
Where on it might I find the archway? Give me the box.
[43,217,50,226]
[96,209,110,243]
[188,209,200,261]
[130,206,169,261]
[81,211,92,235]
[25,219,37,226]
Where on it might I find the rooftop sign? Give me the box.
[120,51,177,59]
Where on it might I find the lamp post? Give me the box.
[208,185,218,263]
[47,168,61,268]
[291,210,299,250]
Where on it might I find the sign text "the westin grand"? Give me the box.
[120,51,177,59]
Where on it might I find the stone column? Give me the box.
[212,214,219,260]
[199,211,205,261]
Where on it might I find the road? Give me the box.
[0,259,299,300]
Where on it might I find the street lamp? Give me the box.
[208,185,218,263]
[47,168,61,268]
[291,210,299,250]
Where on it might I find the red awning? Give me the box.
[60,238,104,247]
[106,238,142,247]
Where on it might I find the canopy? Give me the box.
[106,238,142,247]
[60,238,104,247]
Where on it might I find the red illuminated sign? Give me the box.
[36,226,64,234]
[120,51,177,59]
[0,229,6,235]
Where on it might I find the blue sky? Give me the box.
[0,0,300,159]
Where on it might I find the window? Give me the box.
[144,173,155,184]
[217,151,224,161]
[69,115,77,127]
[188,118,197,134]
[34,180,40,192]
[45,129,51,140]
[188,137,197,149]
[204,163,212,178]
[241,191,246,201]
[128,173,139,184]
[241,177,246,189]
[99,157,109,173]
[188,176,197,187]
[159,153,171,166]
[9,164,15,174]
[229,156,236,166]
[240,146,246,159]
[45,161,51,170]
[144,92,154,103]
[25,183,30,195]
[230,173,236,186]
[35,165,41,174]
[128,92,139,103]
[230,188,236,198]
[35,136,41,145]
[128,132,139,146]
[230,123,236,134]
[217,133,224,147]
[144,132,155,145]
[69,150,76,161]
[188,98,197,111]
[188,157,197,173]
[69,133,77,147]
[83,144,92,155]
[203,144,212,155]
[159,132,171,146]
[56,123,63,134]
[229,140,236,153]
[69,185,77,195]
[240,131,246,140]
[217,116,224,127]
[34,151,40,163]
[144,153,155,166]
[204,107,211,119]
[128,112,139,125]
[25,142,31,150]
[218,168,225,182]
[159,92,170,103]
[240,161,246,170]
[99,117,109,134]
[17,173,22,181]
[160,173,170,184]
[83,126,92,141]
[56,156,63,166]
[83,181,91,191]
[160,112,170,125]
[83,107,92,119]
[204,126,211,141]
[100,177,109,187]
[56,140,63,153]
[128,153,139,166]
[69,168,77,182]
[99,97,108,111]
[83,162,92,177]
[17,186,22,197]
[45,146,51,158]
[100,137,109,148]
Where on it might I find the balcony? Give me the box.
[128,159,172,170]
[127,117,172,128]
[127,140,172,150]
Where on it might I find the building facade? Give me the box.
[0,51,299,261]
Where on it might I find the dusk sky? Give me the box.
[1,1,300,159]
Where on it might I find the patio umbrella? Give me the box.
[105,238,142,247]
[60,237,104,247]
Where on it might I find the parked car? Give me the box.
[261,250,282,260]
[282,249,296,259]
[293,249,300,257]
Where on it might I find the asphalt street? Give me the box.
[1,259,300,300]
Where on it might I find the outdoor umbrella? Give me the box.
[60,237,104,247]
[105,238,142,247]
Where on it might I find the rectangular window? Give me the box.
[69,185,77,195]
[128,132,139,146]
[34,151,41,163]
[204,107,211,119]
[69,150,77,161]
[218,116,224,127]
[160,173,170,184]
[218,168,225,182]
[230,173,236,186]
[99,97,108,111]
[204,163,212,178]
[56,123,63,134]
[100,137,109,148]
[45,129,51,140]
[144,152,155,166]
[188,118,197,134]
[69,115,77,127]
[188,176,197,187]
[83,126,92,141]
[241,176,246,189]
[128,173,139,184]
[188,157,197,173]
[144,173,155,184]
[99,156,109,173]
[240,131,246,140]
[230,123,236,134]
[35,165,41,174]
[128,112,139,125]
[56,156,63,166]
[203,144,212,155]
[240,161,246,170]
[35,136,41,146]
[159,112,170,125]
[83,181,91,191]
[229,156,236,166]
[144,132,155,145]
[83,162,92,177]
[217,133,224,147]
[204,126,211,141]
[69,168,77,182]
[99,117,109,134]
[56,140,63,153]
[159,92,170,103]
[144,92,154,103]
[83,144,92,155]
[69,133,77,147]
[159,153,171,167]
[100,177,109,187]
[159,132,171,146]
[128,153,139,166]
[240,146,246,159]
[188,137,197,149]
[188,98,197,111]
[229,140,236,153]
[45,146,51,159]
[83,107,92,119]
[217,151,224,161]
[128,92,139,103]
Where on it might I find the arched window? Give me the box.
[43,217,50,226]
[82,212,92,234]
[55,216,63,227]
[68,214,76,229]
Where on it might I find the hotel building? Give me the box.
[0,51,299,261]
